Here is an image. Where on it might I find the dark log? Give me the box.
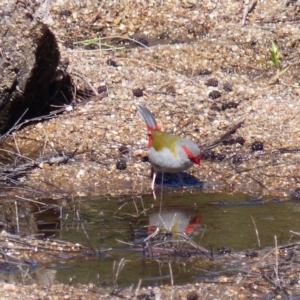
[0,1,73,134]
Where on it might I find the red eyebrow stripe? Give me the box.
[147,133,152,148]
[181,145,201,165]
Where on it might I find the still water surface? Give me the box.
[51,192,300,287]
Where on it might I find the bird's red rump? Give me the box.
[146,124,160,132]
[146,124,153,132]
[181,145,201,165]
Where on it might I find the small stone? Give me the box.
[133,88,144,97]
[208,90,221,100]
[165,85,176,95]
[222,101,238,110]
[107,59,118,67]
[186,290,198,300]
[119,145,129,155]
[251,141,264,151]
[116,157,127,170]
[119,23,126,30]
[218,247,231,255]
[97,85,107,94]
[210,103,221,111]
[60,10,71,17]
[222,137,235,145]
[232,154,243,164]
[3,283,16,291]
[158,32,169,39]
[223,82,233,92]
[187,28,196,35]
[201,150,216,160]
[205,78,218,87]
[290,188,300,201]
[235,136,245,145]
[199,69,212,76]
[215,153,226,161]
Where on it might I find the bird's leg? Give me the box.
[159,172,164,214]
[177,173,185,187]
[152,189,157,200]
[151,171,157,200]
[160,172,164,199]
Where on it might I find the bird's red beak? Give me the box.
[181,145,201,165]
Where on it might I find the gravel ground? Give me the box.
[2,0,300,298]
[8,0,299,200]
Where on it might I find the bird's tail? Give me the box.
[136,104,160,132]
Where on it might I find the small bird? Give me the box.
[136,104,201,198]
[148,211,201,236]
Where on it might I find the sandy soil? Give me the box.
[9,0,299,200]
[2,0,300,298]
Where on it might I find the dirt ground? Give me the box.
[1,0,300,298]
[6,0,299,201]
